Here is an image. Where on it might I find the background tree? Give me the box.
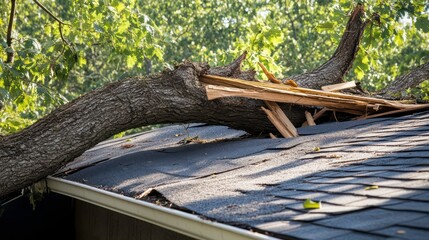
[1,0,428,136]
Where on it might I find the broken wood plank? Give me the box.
[269,133,277,139]
[261,106,294,138]
[302,108,329,126]
[313,108,329,121]
[305,111,316,126]
[205,85,370,115]
[264,101,299,137]
[355,106,429,120]
[321,81,356,92]
[201,74,428,110]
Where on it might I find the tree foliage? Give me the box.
[1,0,428,135]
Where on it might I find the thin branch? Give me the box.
[5,0,17,63]
[33,0,68,25]
[286,12,297,40]
[33,0,76,58]
[58,22,70,46]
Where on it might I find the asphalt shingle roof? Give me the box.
[58,110,429,239]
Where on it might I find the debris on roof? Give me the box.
[200,63,429,133]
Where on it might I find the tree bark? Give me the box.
[380,61,429,99]
[1,4,425,198]
[0,61,292,198]
[5,0,16,63]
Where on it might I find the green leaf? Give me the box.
[24,39,42,54]
[126,55,137,68]
[394,34,404,46]
[415,16,429,33]
[354,67,364,80]
[117,21,130,34]
[317,22,334,29]
[365,185,379,190]
[266,28,283,46]
[116,2,126,13]
[93,23,104,33]
[107,6,117,13]
[153,46,164,60]
[303,199,322,209]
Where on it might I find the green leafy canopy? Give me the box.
[1,0,428,135]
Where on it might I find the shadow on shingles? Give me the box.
[152,112,429,239]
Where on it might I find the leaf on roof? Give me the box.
[303,199,322,209]
[313,147,320,152]
[365,185,379,190]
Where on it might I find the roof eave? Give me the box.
[46,177,278,240]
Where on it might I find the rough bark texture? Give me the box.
[380,61,429,99]
[0,61,307,198]
[0,4,426,198]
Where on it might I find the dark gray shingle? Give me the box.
[373,226,429,240]
[316,209,425,231]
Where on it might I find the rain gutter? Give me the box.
[46,177,278,240]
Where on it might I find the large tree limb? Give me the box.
[380,61,429,99]
[0,4,369,198]
[0,61,291,198]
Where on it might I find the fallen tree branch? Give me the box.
[0,3,398,198]
[0,61,279,198]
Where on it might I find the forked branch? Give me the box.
[287,4,367,89]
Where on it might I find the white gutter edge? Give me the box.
[46,177,279,240]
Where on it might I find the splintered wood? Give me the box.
[263,101,298,138]
[321,81,356,92]
[200,74,429,137]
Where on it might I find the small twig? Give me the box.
[258,62,281,83]
[174,24,191,42]
[51,44,66,63]
[332,111,339,122]
[58,22,68,45]
[33,0,74,51]
[182,124,191,138]
[33,0,69,25]
[5,0,17,63]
